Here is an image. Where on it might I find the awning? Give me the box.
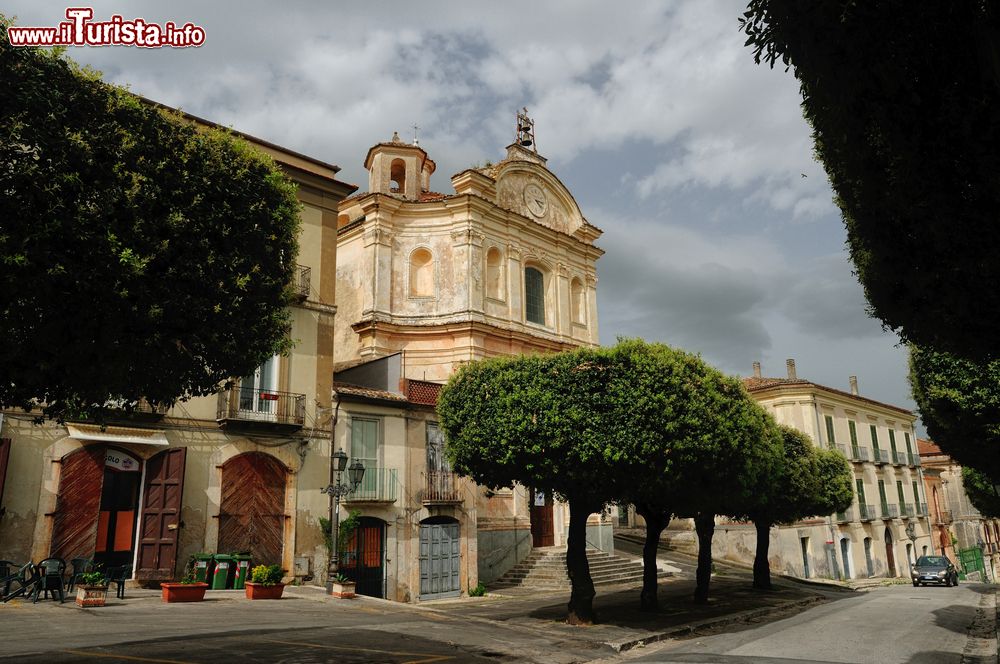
[67,423,169,447]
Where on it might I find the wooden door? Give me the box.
[884,528,896,577]
[530,488,554,547]
[137,448,187,580]
[218,452,286,565]
[419,519,460,599]
[0,438,10,517]
[341,517,385,598]
[50,446,105,561]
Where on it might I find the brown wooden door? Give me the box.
[136,448,187,580]
[885,528,896,577]
[0,438,10,517]
[218,452,286,565]
[50,446,105,561]
[530,489,554,547]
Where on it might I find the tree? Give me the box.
[909,345,1000,481]
[0,18,300,420]
[603,340,782,610]
[741,2,1000,360]
[961,467,1000,519]
[437,349,623,625]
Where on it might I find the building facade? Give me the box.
[332,116,606,596]
[0,106,356,585]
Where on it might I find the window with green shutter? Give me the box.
[878,480,887,507]
[524,267,545,325]
[856,479,867,504]
[912,480,920,505]
[896,480,906,506]
[870,424,880,451]
[904,432,913,455]
[825,415,836,448]
[888,429,897,455]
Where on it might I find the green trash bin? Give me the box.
[232,555,251,590]
[192,554,213,584]
[210,554,233,590]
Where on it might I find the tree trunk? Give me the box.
[565,498,597,625]
[753,520,773,590]
[635,503,670,611]
[694,512,715,604]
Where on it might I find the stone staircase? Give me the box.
[489,547,665,590]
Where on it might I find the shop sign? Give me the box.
[105,450,140,472]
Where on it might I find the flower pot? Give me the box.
[330,581,356,599]
[245,582,285,600]
[160,582,209,603]
[76,584,108,607]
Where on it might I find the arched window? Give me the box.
[524,266,545,325]
[390,158,406,194]
[570,277,585,323]
[486,247,504,300]
[409,248,434,297]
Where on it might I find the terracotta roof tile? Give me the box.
[333,382,407,403]
[917,438,945,456]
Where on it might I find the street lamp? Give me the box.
[322,449,365,593]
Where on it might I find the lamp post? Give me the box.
[322,449,365,593]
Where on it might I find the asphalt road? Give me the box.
[632,582,996,664]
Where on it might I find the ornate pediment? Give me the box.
[493,162,585,237]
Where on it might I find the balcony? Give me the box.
[344,467,398,504]
[291,264,311,301]
[216,385,305,433]
[66,398,170,424]
[836,445,849,459]
[836,509,853,523]
[859,504,877,521]
[900,503,915,519]
[910,453,922,467]
[873,449,890,465]
[421,471,464,505]
[881,503,899,519]
[892,450,908,466]
[936,509,953,525]
[918,502,928,517]
[850,446,870,463]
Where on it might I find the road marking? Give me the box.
[261,638,454,663]
[59,651,193,664]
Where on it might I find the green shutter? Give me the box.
[825,415,836,447]
[888,429,897,454]
[896,481,906,506]
[856,479,867,504]
[904,432,913,455]
[870,425,880,451]
[878,480,887,506]
[524,267,545,325]
[912,480,920,505]
[849,421,858,446]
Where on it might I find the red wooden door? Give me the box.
[0,438,10,517]
[530,489,554,547]
[137,448,187,580]
[218,452,286,565]
[50,446,104,561]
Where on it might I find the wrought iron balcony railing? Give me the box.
[900,503,915,518]
[344,467,398,504]
[292,264,311,300]
[216,385,305,431]
[422,471,464,505]
[892,450,908,465]
[836,509,852,523]
[936,509,953,525]
[917,502,928,516]
[910,453,922,467]
[850,446,870,462]
[881,503,899,519]
[859,504,876,521]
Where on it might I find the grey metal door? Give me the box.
[419,520,460,599]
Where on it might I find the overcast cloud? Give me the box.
[6,1,922,427]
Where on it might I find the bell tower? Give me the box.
[364,131,436,200]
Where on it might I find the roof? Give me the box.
[917,438,945,456]
[743,376,915,416]
[332,382,407,403]
[332,379,443,407]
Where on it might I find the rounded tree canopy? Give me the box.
[0,19,300,420]
[741,2,1000,360]
[961,467,1000,519]
[909,345,1000,480]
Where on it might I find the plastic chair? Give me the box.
[66,558,94,593]
[1,562,39,603]
[0,561,16,595]
[32,557,66,603]
[107,564,130,600]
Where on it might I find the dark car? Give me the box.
[911,555,959,587]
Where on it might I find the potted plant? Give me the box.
[75,570,109,607]
[245,564,285,600]
[330,573,356,599]
[160,575,209,603]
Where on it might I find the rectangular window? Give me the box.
[856,478,867,504]
[896,480,906,506]
[524,267,545,325]
[904,432,913,455]
[912,480,921,506]
[351,417,380,471]
[888,429,897,454]
[426,422,451,473]
[825,415,836,448]
[870,424,880,451]
[849,421,858,446]
[878,480,887,507]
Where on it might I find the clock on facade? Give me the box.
[523,183,547,217]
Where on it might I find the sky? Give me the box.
[6,1,921,428]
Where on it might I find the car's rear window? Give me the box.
[916,556,948,566]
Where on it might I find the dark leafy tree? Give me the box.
[741,2,1000,360]
[0,18,300,420]
[961,467,1000,519]
[909,345,1000,481]
[437,349,622,625]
